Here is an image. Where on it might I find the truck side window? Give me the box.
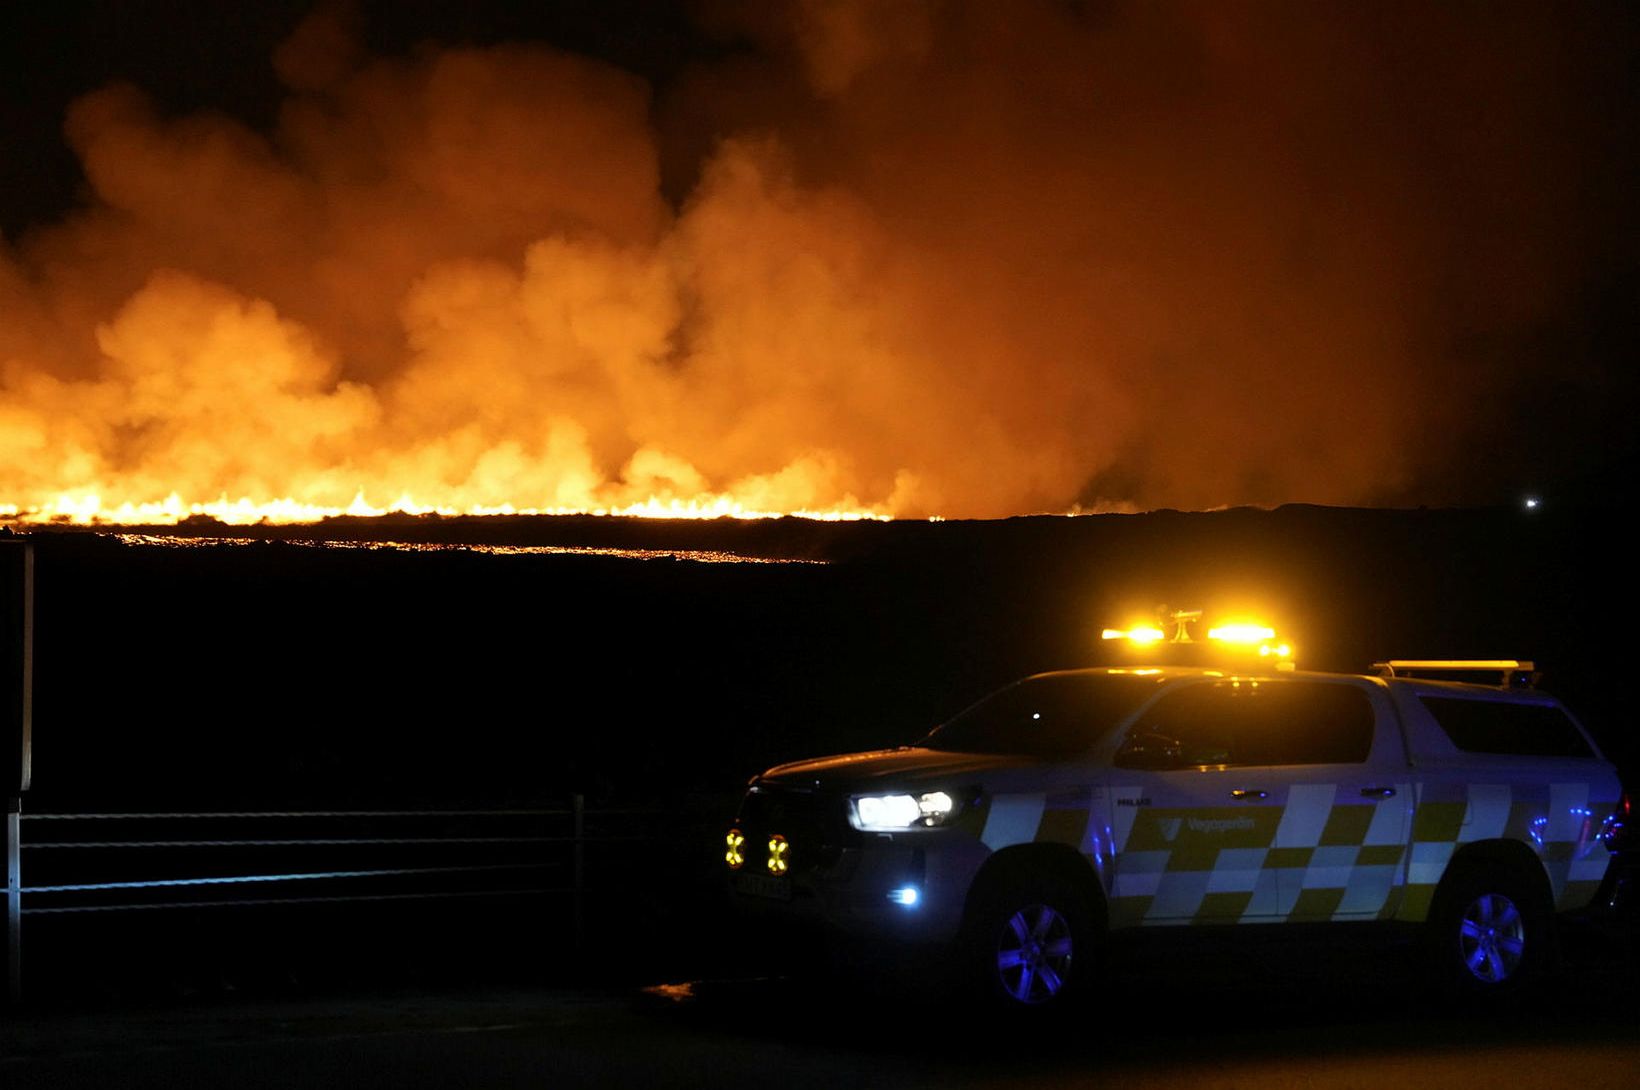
[1418,697,1594,758]
[1126,681,1373,767]
[1124,685,1234,766]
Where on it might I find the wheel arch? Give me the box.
[1424,836,1559,988]
[1436,838,1555,913]
[961,842,1108,935]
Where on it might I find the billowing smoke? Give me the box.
[0,1,1630,520]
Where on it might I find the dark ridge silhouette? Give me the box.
[16,503,1632,812]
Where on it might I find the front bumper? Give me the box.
[724,787,985,942]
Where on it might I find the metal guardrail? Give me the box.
[5,796,680,1004]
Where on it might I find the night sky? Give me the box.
[1,1,1636,518]
[1,2,714,233]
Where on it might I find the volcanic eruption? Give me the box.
[1,2,1631,523]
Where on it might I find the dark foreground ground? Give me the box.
[5,925,1638,1089]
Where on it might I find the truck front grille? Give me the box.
[735,784,854,870]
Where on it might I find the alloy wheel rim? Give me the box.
[996,903,1074,1003]
[1458,892,1526,983]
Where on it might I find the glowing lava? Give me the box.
[0,491,889,527]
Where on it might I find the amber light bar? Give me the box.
[1103,611,1292,663]
[1101,626,1166,644]
[1206,624,1275,644]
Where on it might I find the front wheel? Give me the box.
[966,872,1096,1009]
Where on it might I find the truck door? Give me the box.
[1107,679,1400,925]
[1240,683,1411,920]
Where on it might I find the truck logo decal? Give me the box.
[1187,816,1257,834]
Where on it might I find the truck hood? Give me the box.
[757,747,1028,792]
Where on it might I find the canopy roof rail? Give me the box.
[1371,659,1538,688]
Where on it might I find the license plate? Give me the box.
[736,871,792,901]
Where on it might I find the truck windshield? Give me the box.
[920,673,1163,758]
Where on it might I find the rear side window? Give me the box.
[1419,697,1593,758]
[1125,681,1374,766]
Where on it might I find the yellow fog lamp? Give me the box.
[725,828,745,870]
[766,834,790,875]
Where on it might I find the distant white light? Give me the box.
[888,886,920,906]
[1524,497,1540,510]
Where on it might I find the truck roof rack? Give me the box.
[1371,659,1538,689]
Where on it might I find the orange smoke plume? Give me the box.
[0,2,1627,523]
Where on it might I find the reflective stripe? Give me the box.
[1083,778,1618,927]
[1547,783,1590,842]
[1240,868,1282,917]
[1334,865,1398,917]
[1275,784,1336,848]
[1408,840,1455,885]
[1301,845,1359,889]
[1569,842,1611,883]
[1111,850,1168,898]
[1460,784,1512,842]
[1109,785,1143,852]
[1147,872,1214,920]
[1362,784,1410,846]
[1205,848,1269,894]
[981,794,1045,851]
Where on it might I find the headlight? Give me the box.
[850,790,959,830]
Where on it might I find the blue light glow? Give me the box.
[888,885,921,906]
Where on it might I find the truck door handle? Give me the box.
[1360,786,1397,799]
[1230,789,1267,801]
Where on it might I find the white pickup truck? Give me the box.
[726,657,1628,1007]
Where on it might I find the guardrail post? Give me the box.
[6,795,19,1008]
[571,793,585,946]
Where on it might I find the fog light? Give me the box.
[767,834,789,875]
[888,885,920,907]
[725,828,745,870]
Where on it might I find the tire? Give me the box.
[1427,863,1552,994]
[965,870,1097,1010]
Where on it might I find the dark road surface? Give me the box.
[6,934,1638,1089]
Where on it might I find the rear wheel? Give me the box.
[1428,863,1551,993]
